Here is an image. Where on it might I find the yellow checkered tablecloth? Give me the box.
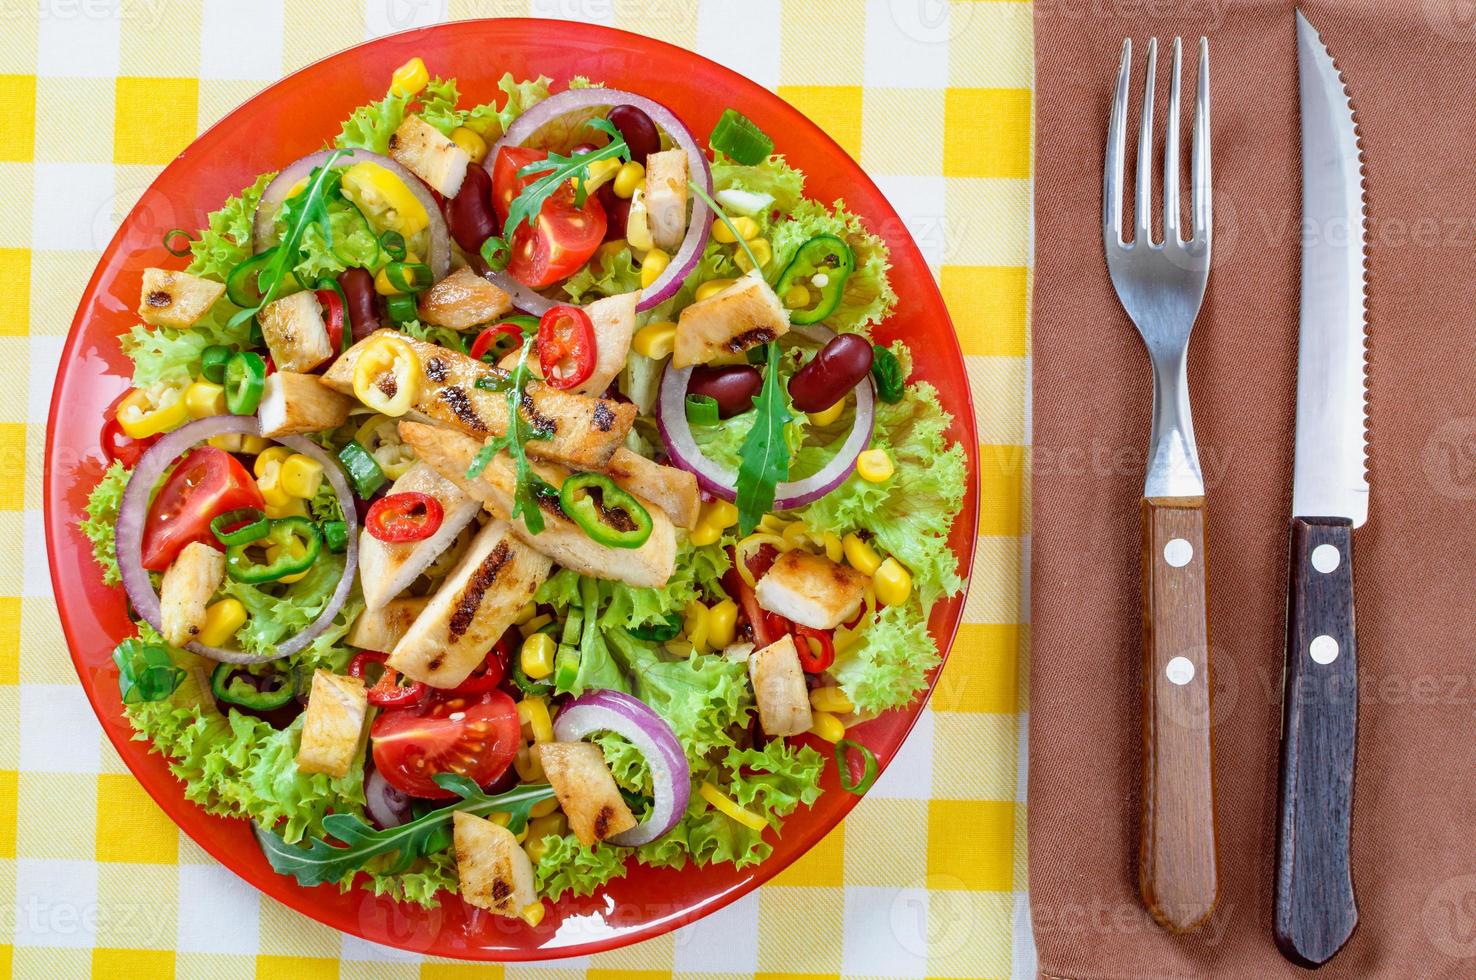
[5,1,1033,976]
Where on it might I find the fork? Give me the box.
[1103,36,1218,934]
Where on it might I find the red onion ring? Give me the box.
[552,689,690,846]
[114,416,359,665]
[655,325,876,509]
[485,88,713,314]
[251,149,451,281]
[364,767,413,829]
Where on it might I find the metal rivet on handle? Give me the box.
[1310,635,1339,664]
[1163,538,1193,568]
[1165,656,1195,685]
[1311,543,1341,573]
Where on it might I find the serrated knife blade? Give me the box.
[1292,8,1370,526]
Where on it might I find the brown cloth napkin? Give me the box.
[1030,1,1476,977]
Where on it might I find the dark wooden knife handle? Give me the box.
[1275,517,1359,967]
[1139,496,1218,933]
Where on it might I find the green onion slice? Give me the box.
[113,639,185,705]
[385,261,433,293]
[379,229,407,261]
[709,108,775,166]
[211,508,270,547]
[385,292,419,325]
[685,393,720,426]
[200,344,232,384]
[163,228,196,257]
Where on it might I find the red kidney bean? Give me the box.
[607,105,661,164]
[443,163,499,253]
[687,365,763,419]
[597,183,630,240]
[337,267,381,342]
[786,333,874,412]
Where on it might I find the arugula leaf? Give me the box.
[467,333,557,534]
[254,776,554,888]
[734,342,792,534]
[503,118,629,240]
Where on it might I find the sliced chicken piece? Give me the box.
[643,148,689,252]
[534,741,638,846]
[749,634,813,737]
[324,329,635,470]
[138,268,225,329]
[388,114,471,198]
[398,421,677,589]
[259,290,333,373]
[159,542,225,647]
[387,519,551,688]
[573,291,638,397]
[296,670,368,777]
[346,596,429,651]
[453,811,536,916]
[672,270,789,368]
[357,462,483,611]
[603,448,701,529]
[257,371,356,438]
[416,267,513,331]
[755,549,868,629]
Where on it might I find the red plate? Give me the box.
[43,20,980,960]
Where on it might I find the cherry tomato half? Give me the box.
[140,447,265,571]
[371,689,521,798]
[365,492,445,543]
[536,305,597,390]
[491,146,546,222]
[492,146,608,289]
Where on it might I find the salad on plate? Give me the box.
[79,58,967,920]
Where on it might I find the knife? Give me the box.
[1274,10,1368,968]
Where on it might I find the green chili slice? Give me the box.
[113,639,185,704]
[224,351,266,415]
[338,440,387,498]
[210,662,298,711]
[385,292,418,325]
[200,344,232,384]
[709,108,775,166]
[225,516,321,584]
[508,656,552,697]
[552,643,581,694]
[685,394,720,426]
[225,246,280,308]
[321,520,349,553]
[775,234,855,325]
[835,739,879,795]
[163,228,197,257]
[211,508,269,547]
[557,472,654,549]
[384,261,434,293]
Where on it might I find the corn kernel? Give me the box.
[519,613,552,637]
[640,248,670,289]
[253,445,294,477]
[256,460,291,508]
[240,435,270,456]
[707,599,738,649]
[199,598,247,647]
[513,601,538,626]
[514,745,545,783]
[625,188,653,251]
[389,56,429,97]
[807,399,845,427]
[712,216,759,243]
[450,126,488,164]
[688,521,723,548]
[810,685,854,714]
[612,160,645,199]
[683,600,711,652]
[207,434,242,453]
[374,266,402,296]
[873,557,913,607]
[521,632,557,680]
[530,796,561,819]
[577,157,621,196]
[695,278,737,302]
[280,454,324,499]
[702,498,740,530]
[632,321,678,359]
[517,696,555,744]
[529,812,567,842]
[822,531,844,564]
[843,532,882,576]
[856,448,895,483]
[734,238,772,273]
[184,380,226,419]
[264,497,309,520]
[808,711,847,743]
[520,902,546,928]
[782,283,811,309]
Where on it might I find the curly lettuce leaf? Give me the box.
[80,461,129,585]
[832,600,939,715]
[561,245,640,304]
[221,554,355,666]
[397,318,469,354]
[336,74,465,153]
[538,540,729,635]
[464,73,553,141]
[121,301,254,389]
[769,198,896,333]
[188,173,274,282]
[534,832,628,901]
[711,153,805,220]
[287,200,383,282]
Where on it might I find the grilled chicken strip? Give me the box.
[398,420,677,588]
[323,329,635,470]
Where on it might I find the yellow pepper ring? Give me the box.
[352,335,421,417]
[699,781,769,831]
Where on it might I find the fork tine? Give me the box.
[1134,38,1158,244]
[1163,38,1182,243]
[1104,38,1131,247]
[1191,37,1211,243]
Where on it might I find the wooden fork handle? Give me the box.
[1138,495,1218,933]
